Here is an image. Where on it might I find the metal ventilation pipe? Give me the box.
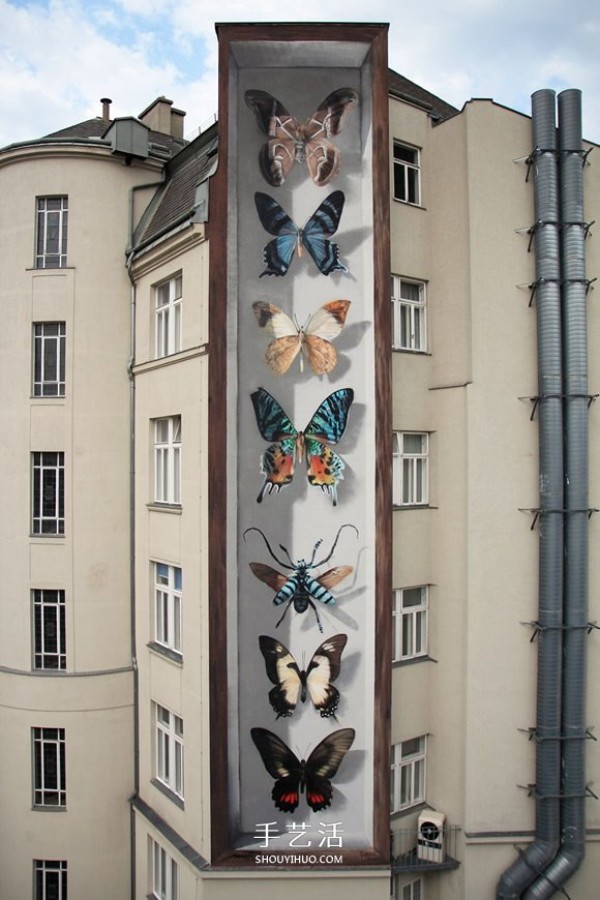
[497,88,564,900]
[525,87,589,899]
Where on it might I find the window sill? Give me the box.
[148,642,183,666]
[391,801,428,821]
[392,199,426,210]
[392,504,436,511]
[29,533,65,540]
[392,655,435,669]
[147,503,182,515]
[151,778,184,810]
[32,804,67,812]
[27,266,75,272]
[392,348,431,356]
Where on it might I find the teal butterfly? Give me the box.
[250,387,354,505]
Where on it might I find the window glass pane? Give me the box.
[403,433,425,454]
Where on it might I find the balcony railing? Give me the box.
[391,823,461,872]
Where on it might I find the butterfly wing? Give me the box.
[302,299,351,374]
[255,193,299,277]
[303,88,359,186]
[252,301,302,374]
[258,635,304,717]
[251,727,302,812]
[245,90,302,186]
[300,191,347,276]
[305,634,348,718]
[251,388,298,501]
[302,388,354,504]
[304,727,356,811]
[305,388,354,444]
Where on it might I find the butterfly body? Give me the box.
[255,191,347,277]
[245,88,359,187]
[245,524,357,632]
[251,387,354,505]
[251,726,355,812]
[259,634,347,718]
[252,300,350,375]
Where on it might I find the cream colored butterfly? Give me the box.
[252,299,350,375]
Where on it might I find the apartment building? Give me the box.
[0,25,598,900]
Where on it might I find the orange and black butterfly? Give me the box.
[251,726,355,812]
[245,88,359,187]
[252,300,350,375]
[259,634,348,718]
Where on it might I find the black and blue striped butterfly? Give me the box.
[255,191,348,277]
[250,386,354,505]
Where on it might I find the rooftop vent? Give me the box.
[100,97,112,123]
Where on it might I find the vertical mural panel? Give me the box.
[210,23,390,867]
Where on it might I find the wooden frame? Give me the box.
[209,21,391,868]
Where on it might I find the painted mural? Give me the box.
[215,26,389,865]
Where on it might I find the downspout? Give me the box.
[525,87,589,899]
[497,89,564,899]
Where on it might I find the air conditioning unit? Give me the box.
[417,809,446,863]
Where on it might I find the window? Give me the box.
[34,860,67,900]
[32,727,66,807]
[36,197,68,268]
[33,323,66,397]
[393,432,428,506]
[150,838,180,900]
[154,563,182,655]
[393,142,420,204]
[394,877,424,900]
[391,736,426,813]
[33,589,66,670]
[154,417,181,505]
[32,452,65,534]
[393,587,428,662]
[154,703,184,799]
[391,276,426,352]
[155,274,182,358]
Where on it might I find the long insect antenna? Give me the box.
[243,526,292,570]
[278,542,296,568]
[308,538,324,566]
[313,523,359,568]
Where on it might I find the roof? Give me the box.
[44,116,187,157]
[388,69,458,122]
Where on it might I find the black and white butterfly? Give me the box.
[259,634,347,718]
[255,191,347,277]
[251,726,355,812]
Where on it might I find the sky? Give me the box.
[0,0,599,148]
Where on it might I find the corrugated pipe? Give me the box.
[497,88,564,899]
[525,87,589,899]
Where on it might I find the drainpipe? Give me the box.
[525,87,589,899]
[497,88,564,899]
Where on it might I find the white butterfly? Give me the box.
[252,299,350,375]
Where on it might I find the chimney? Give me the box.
[139,96,186,137]
[100,97,112,123]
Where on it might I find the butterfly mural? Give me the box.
[255,191,347,277]
[259,634,348,718]
[250,386,354,504]
[244,524,357,632]
[252,299,351,375]
[251,726,356,812]
[245,88,359,188]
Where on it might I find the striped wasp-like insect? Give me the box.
[244,523,358,632]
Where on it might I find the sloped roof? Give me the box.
[388,69,458,122]
[44,117,186,157]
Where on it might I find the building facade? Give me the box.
[1,36,599,900]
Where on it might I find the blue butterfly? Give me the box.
[255,191,348,277]
[250,387,354,505]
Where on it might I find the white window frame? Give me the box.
[32,727,66,808]
[393,142,421,205]
[32,589,66,670]
[32,451,65,535]
[154,703,184,800]
[154,563,182,656]
[150,837,180,900]
[391,736,427,813]
[394,876,425,900]
[393,432,428,507]
[154,416,181,505]
[34,859,67,900]
[33,322,66,397]
[36,196,68,268]
[155,274,182,359]
[391,276,426,352]
[393,586,428,662]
